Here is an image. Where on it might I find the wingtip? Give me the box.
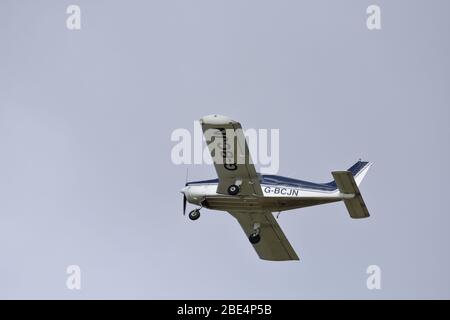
[200,114,237,125]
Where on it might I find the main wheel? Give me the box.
[249,232,261,244]
[227,184,240,195]
[188,209,200,221]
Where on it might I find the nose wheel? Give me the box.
[249,232,261,244]
[188,209,201,221]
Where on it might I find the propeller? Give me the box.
[182,167,189,215]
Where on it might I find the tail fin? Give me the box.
[332,160,372,219]
[345,160,373,186]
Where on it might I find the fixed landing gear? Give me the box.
[249,223,261,244]
[227,184,240,195]
[249,232,261,244]
[188,209,201,221]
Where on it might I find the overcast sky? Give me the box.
[1,0,449,299]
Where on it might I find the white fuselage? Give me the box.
[183,184,353,212]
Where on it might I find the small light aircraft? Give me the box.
[181,115,372,261]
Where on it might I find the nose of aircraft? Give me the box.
[180,186,189,195]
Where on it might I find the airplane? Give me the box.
[181,115,372,261]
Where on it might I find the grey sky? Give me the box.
[1,0,449,299]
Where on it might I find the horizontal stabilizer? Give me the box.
[332,171,370,219]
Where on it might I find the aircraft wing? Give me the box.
[228,210,299,261]
[200,115,263,196]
